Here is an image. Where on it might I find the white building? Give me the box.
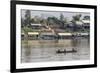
[82,20,90,28]
[31,23,42,29]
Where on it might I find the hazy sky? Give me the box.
[21,9,90,21]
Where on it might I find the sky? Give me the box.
[21,9,90,21]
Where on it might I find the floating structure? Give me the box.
[39,32,57,40]
[28,32,39,40]
[58,33,72,39]
[21,32,89,40]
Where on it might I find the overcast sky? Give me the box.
[21,9,90,21]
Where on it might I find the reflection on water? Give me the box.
[21,38,90,63]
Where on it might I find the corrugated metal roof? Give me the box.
[58,33,72,36]
[28,32,39,35]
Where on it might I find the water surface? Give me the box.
[21,38,90,63]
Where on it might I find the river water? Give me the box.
[21,38,90,63]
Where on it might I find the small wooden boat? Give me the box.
[56,48,77,54]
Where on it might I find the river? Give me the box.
[21,38,90,63]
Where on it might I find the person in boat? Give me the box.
[56,49,60,53]
[64,49,66,53]
[72,48,77,52]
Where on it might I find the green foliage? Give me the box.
[60,13,64,21]
[24,10,31,26]
[72,14,82,22]
[22,26,33,34]
[22,26,40,34]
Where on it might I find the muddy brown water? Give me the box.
[21,38,90,63]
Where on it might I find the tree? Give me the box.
[22,10,31,41]
[72,14,81,22]
[24,10,31,27]
[60,13,64,21]
[21,18,25,27]
[63,18,68,23]
[30,18,35,23]
[71,14,82,32]
[47,16,65,29]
